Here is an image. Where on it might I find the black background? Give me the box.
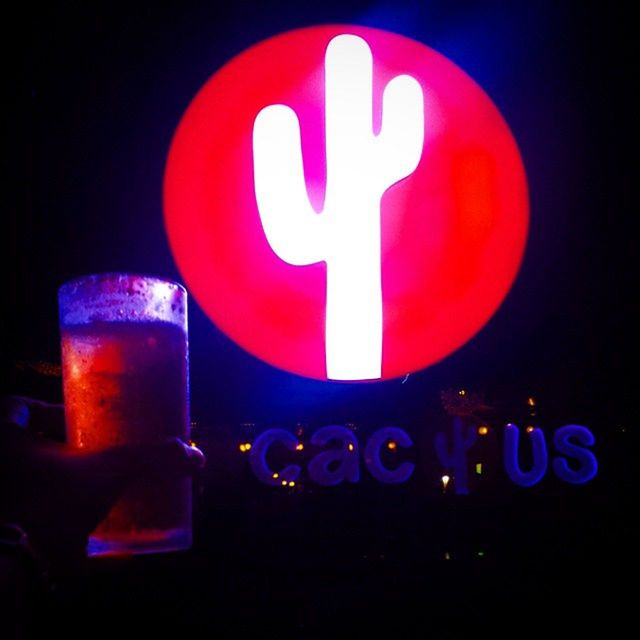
[2,1,634,637]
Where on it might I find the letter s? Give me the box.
[553,425,598,484]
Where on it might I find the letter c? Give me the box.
[249,429,301,485]
[364,427,415,484]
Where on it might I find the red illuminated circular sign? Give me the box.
[164,25,528,381]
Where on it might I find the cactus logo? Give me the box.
[164,25,528,382]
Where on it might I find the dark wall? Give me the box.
[2,2,634,637]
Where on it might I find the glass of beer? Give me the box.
[59,273,191,556]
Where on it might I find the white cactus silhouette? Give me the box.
[253,34,424,380]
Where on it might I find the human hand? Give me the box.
[0,396,205,571]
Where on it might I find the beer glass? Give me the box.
[59,273,191,556]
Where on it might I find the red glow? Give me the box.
[164,25,528,381]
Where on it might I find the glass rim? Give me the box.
[58,272,188,328]
[58,272,187,296]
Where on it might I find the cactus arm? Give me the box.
[376,74,424,188]
[253,104,326,265]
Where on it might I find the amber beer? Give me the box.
[59,274,191,556]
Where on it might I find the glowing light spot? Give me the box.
[272,472,279,479]
[239,442,252,452]
[387,441,397,450]
[526,426,535,434]
[478,425,489,436]
[527,396,536,407]
[295,443,304,451]
[281,480,288,486]
[288,481,296,487]
[477,550,485,557]
[444,551,451,560]
[441,475,451,490]
[475,463,483,475]
[165,26,529,383]
[458,389,466,396]
[188,439,198,448]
